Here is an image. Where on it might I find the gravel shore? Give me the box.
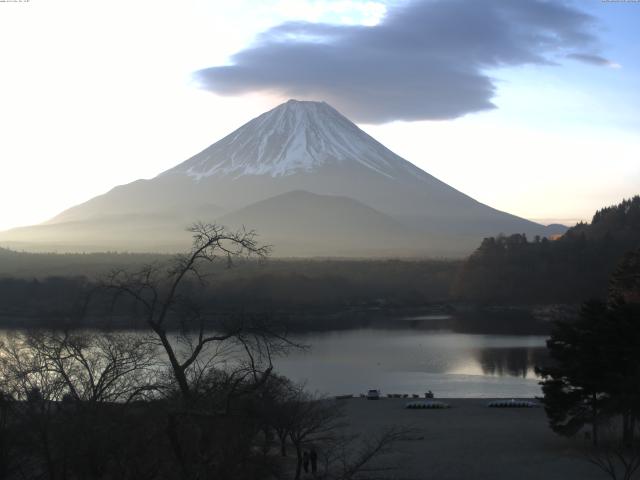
[335,397,605,480]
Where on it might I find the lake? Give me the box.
[0,314,551,399]
[274,328,549,398]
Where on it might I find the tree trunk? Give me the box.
[261,426,272,456]
[629,415,636,446]
[166,413,189,480]
[592,393,598,447]
[622,412,633,448]
[280,436,287,457]
[294,444,302,480]
[154,326,190,398]
[40,423,56,480]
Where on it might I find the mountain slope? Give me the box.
[217,190,451,257]
[0,99,565,256]
[164,99,421,180]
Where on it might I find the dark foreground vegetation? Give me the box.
[537,248,640,480]
[0,224,406,480]
[0,330,406,480]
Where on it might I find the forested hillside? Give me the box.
[453,196,640,303]
[0,253,459,327]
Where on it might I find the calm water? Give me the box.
[274,329,549,398]
[1,319,550,399]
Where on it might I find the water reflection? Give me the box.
[275,329,549,397]
[0,327,550,397]
[477,347,548,378]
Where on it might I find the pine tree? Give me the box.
[538,249,640,446]
[536,300,611,445]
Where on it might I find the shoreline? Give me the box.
[336,397,603,480]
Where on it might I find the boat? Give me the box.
[366,389,381,400]
[487,399,539,408]
[405,400,450,409]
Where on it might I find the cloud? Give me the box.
[567,53,621,68]
[195,0,604,123]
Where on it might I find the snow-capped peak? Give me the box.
[163,99,423,180]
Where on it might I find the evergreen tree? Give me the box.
[455,196,640,303]
[536,300,611,445]
[538,249,640,446]
[610,248,640,303]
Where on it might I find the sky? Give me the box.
[0,0,639,231]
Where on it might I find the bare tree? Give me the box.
[23,330,159,403]
[322,426,411,480]
[97,223,306,479]
[249,373,411,480]
[101,222,291,401]
[0,330,162,480]
[585,422,640,480]
[0,223,409,480]
[257,374,300,457]
[287,392,345,480]
[276,383,410,480]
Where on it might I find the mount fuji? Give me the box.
[0,100,565,256]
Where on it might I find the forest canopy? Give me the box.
[453,196,640,303]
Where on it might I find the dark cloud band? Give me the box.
[195,0,610,123]
[567,52,619,67]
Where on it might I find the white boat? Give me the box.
[366,389,381,400]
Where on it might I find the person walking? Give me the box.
[310,448,318,474]
[303,450,310,474]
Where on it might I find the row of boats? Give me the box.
[340,391,539,409]
[365,389,434,400]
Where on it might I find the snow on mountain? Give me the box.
[163,99,423,180]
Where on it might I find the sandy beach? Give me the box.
[334,398,606,480]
